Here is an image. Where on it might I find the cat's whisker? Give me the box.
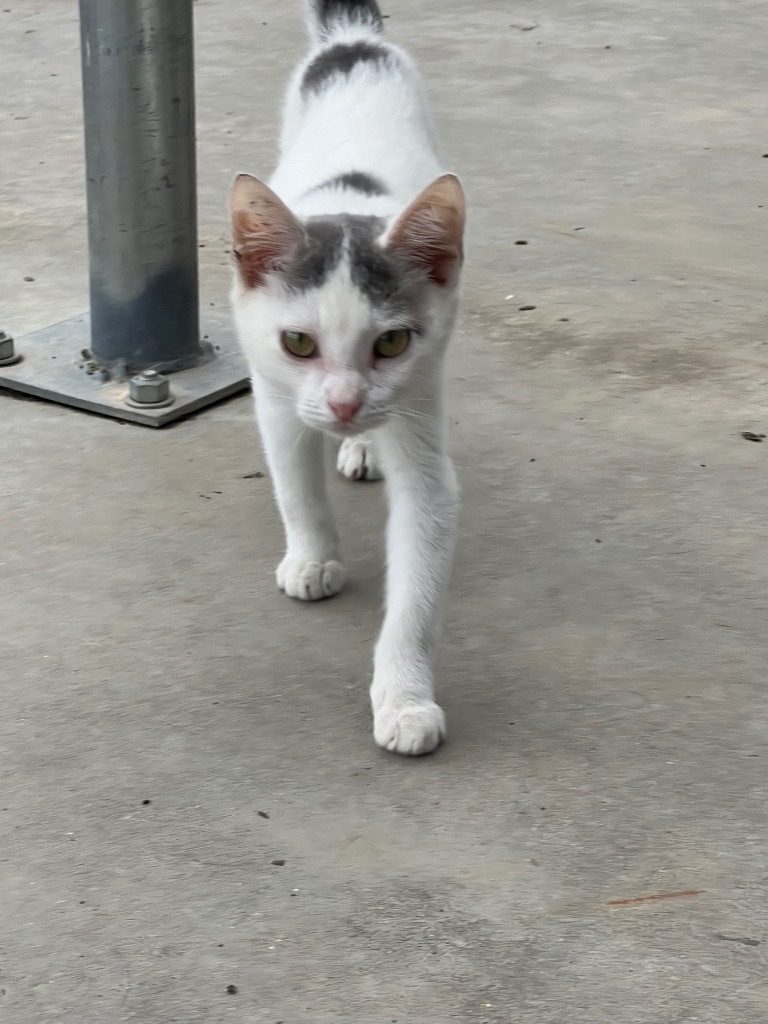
[392,409,436,429]
[253,379,295,401]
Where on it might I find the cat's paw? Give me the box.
[277,556,345,601]
[337,437,383,482]
[373,701,446,756]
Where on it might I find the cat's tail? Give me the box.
[304,0,384,42]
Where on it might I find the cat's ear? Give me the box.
[229,174,302,288]
[386,174,466,286]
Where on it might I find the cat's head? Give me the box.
[229,173,465,436]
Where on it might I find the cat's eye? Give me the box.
[374,329,411,359]
[281,330,317,359]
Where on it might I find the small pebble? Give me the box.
[226,984,238,995]
[271,859,286,866]
[24,276,35,282]
[519,305,536,311]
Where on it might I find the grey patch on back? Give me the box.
[301,41,392,96]
[314,172,388,197]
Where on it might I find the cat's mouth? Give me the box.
[309,412,388,438]
[324,419,373,438]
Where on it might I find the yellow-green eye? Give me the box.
[281,330,317,359]
[374,329,411,359]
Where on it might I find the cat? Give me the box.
[229,0,466,755]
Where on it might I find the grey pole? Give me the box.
[79,0,202,376]
[2,0,249,425]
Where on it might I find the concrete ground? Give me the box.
[2,1,767,1021]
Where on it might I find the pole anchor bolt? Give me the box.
[126,369,175,409]
[0,330,22,366]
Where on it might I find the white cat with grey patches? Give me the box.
[230,0,466,755]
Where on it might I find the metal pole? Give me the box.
[79,0,201,376]
[2,0,248,426]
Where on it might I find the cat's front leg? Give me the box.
[253,381,343,601]
[371,415,459,755]
[336,435,383,482]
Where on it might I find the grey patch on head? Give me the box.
[314,172,388,197]
[279,215,424,314]
[344,216,426,310]
[301,41,392,97]
[281,219,346,292]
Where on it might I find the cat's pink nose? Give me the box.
[328,399,362,424]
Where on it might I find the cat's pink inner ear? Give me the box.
[229,174,302,288]
[386,174,466,286]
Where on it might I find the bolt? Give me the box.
[127,369,174,408]
[0,330,22,366]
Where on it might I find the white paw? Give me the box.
[337,437,383,482]
[373,702,446,756]
[277,556,345,601]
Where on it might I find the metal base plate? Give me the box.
[0,313,251,427]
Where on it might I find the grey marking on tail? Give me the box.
[302,41,391,96]
[313,0,383,39]
[316,172,387,196]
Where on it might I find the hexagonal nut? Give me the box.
[129,370,171,405]
[0,333,16,363]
